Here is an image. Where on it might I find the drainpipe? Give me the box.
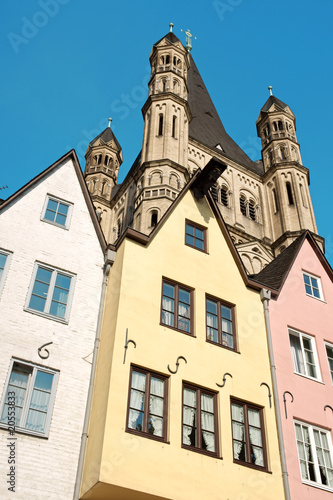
[260,289,291,500]
[73,248,116,500]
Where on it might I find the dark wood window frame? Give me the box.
[126,366,168,442]
[206,295,237,351]
[231,398,268,472]
[160,278,194,336]
[182,382,219,458]
[185,220,207,253]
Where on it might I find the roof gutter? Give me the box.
[260,289,291,500]
[73,248,116,500]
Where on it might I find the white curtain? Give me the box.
[289,334,305,374]
[201,394,215,452]
[149,377,164,437]
[232,404,245,460]
[162,296,174,326]
[128,372,146,430]
[248,409,263,466]
[183,388,196,446]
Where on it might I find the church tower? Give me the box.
[84,122,122,242]
[130,27,192,234]
[257,90,321,254]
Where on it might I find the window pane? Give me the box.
[34,371,53,392]
[163,283,174,299]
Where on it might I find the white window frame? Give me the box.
[302,271,324,301]
[325,342,333,384]
[25,262,75,323]
[289,328,321,381]
[294,420,333,492]
[0,249,12,295]
[0,358,59,438]
[41,194,73,230]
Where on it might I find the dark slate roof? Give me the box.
[187,55,263,175]
[260,95,288,113]
[154,31,181,47]
[89,126,122,151]
[251,233,307,289]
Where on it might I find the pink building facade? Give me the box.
[256,232,333,498]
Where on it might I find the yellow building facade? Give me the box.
[79,161,285,500]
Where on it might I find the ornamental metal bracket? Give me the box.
[123,329,136,364]
[38,342,53,360]
[168,356,187,374]
[324,405,333,413]
[216,372,233,388]
[260,382,272,408]
[283,391,294,419]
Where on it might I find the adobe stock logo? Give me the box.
[7,0,70,54]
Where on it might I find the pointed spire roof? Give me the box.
[153,31,182,47]
[187,55,262,175]
[260,95,288,113]
[89,126,122,151]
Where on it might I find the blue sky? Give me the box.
[2,1,333,259]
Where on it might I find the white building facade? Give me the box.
[0,151,105,499]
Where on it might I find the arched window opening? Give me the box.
[240,195,247,216]
[150,211,158,228]
[286,182,294,205]
[249,200,256,221]
[272,188,279,212]
[172,115,177,138]
[158,114,163,136]
[221,186,228,206]
[278,121,283,131]
[211,183,218,202]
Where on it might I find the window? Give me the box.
[325,343,333,384]
[249,200,256,221]
[303,272,323,300]
[0,359,58,437]
[289,329,320,380]
[185,221,207,252]
[127,367,167,441]
[206,296,236,350]
[0,250,11,294]
[240,195,247,216]
[231,400,267,470]
[286,182,294,205]
[26,263,74,322]
[182,383,218,456]
[161,279,193,334]
[220,186,228,206]
[295,421,333,490]
[158,114,163,136]
[42,195,72,229]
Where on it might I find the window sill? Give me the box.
[24,307,69,324]
[294,371,324,384]
[206,339,238,352]
[182,444,220,459]
[160,322,194,337]
[305,293,326,303]
[41,218,69,230]
[233,459,271,473]
[302,479,333,493]
[126,428,168,444]
[0,423,49,439]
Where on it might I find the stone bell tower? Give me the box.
[257,88,321,254]
[129,25,193,235]
[84,120,122,241]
